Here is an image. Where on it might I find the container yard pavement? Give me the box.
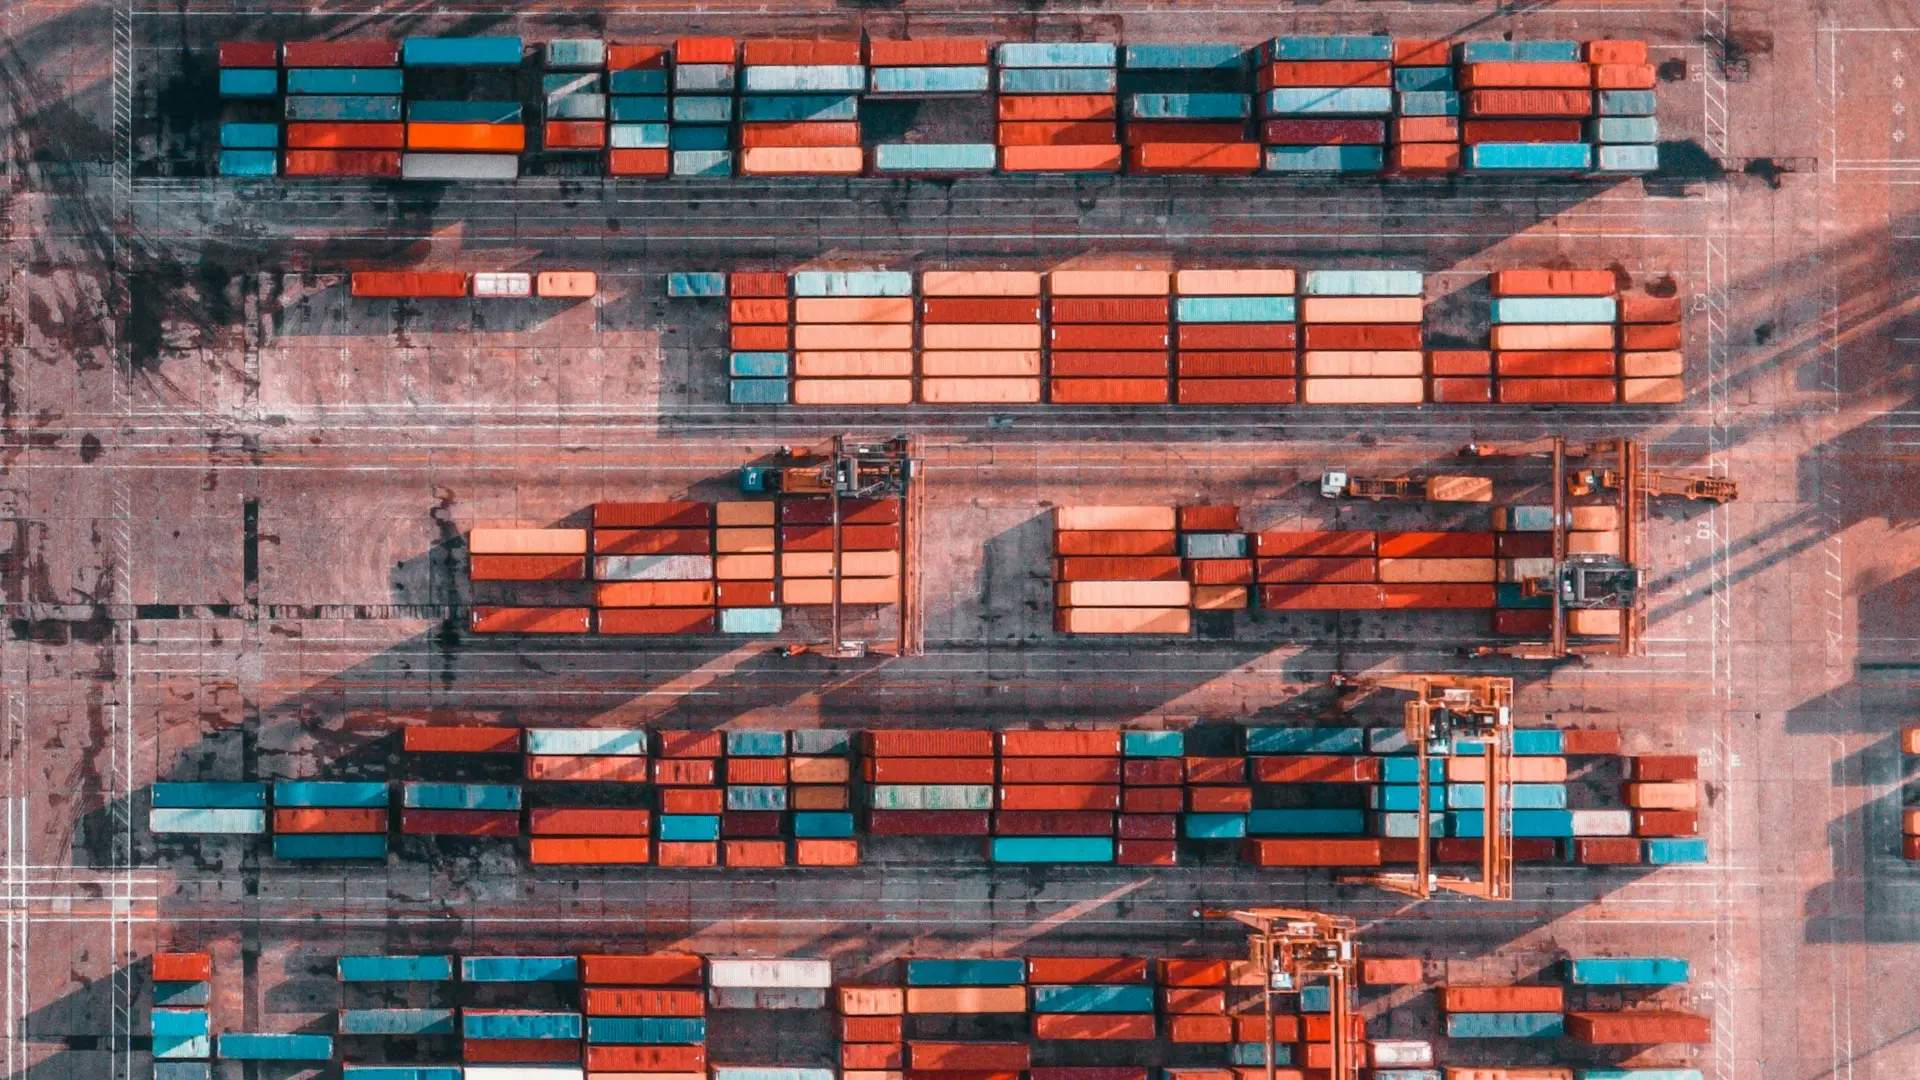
[3,2,1919,1080]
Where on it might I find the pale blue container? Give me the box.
[793,271,913,297]
[1596,145,1661,172]
[150,808,266,833]
[1181,533,1247,559]
[1492,297,1618,324]
[720,605,784,630]
[337,954,454,981]
[742,65,866,93]
[730,352,789,378]
[1598,90,1658,116]
[871,67,992,94]
[997,42,1117,68]
[673,96,733,123]
[546,39,604,69]
[999,68,1116,94]
[667,272,727,297]
[1260,88,1392,115]
[1460,41,1582,63]
[872,144,998,173]
[154,1034,211,1058]
[1396,91,1461,117]
[1446,783,1567,809]
[1372,812,1444,838]
[153,981,210,1006]
[1303,270,1425,296]
[1176,296,1296,323]
[1246,726,1365,753]
[338,1008,455,1035]
[728,380,788,405]
[525,728,646,756]
[726,785,788,811]
[217,1033,335,1060]
[1593,117,1659,143]
[675,65,736,93]
[791,730,850,754]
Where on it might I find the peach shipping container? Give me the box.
[532,271,595,298]
[788,757,850,784]
[1056,580,1193,607]
[1191,585,1249,609]
[1054,607,1192,634]
[1904,727,1920,754]
[715,554,776,579]
[740,147,864,175]
[1377,558,1496,584]
[1490,269,1616,296]
[1301,377,1425,405]
[834,986,905,1013]
[792,378,913,406]
[1055,506,1177,531]
[998,94,1117,121]
[1624,781,1698,809]
[1360,957,1423,985]
[468,527,588,554]
[1301,351,1424,377]
[1490,323,1617,351]
[471,607,591,633]
[1567,530,1623,557]
[711,528,772,555]
[1000,144,1124,172]
[921,378,1043,404]
[923,324,1044,350]
[1299,296,1424,323]
[715,501,776,527]
[1047,269,1172,296]
[782,551,899,578]
[782,577,901,606]
[1056,530,1179,556]
[1622,377,1685,403]
[595,581,717,607]
[1448,755,1567,783]
[1569,506,1619,531]
[1173,269,1296,295]
[793,323,913,351]
[794,351,915,378]
[795,297,914,323]
[920,350,1042,377]
[922,270,1044,297]
[406,123,526,152]
[905,987,1029,1014]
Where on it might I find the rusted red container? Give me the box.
[281,40,398,66]
[1116,839,1177,865]
[1032,1068,1146,1080]
[1117,814,1177,839]
[1056,530,1179,557]
[607,44,670,69]
[742,39,863,65]
[997,120,1119,147]
[865,730,994,757]
[844,1044,905,1070]
[1256,557,1376,584]
[1466,89,1594,117]
[740,121,862,148]
[594,501,713,528]
[218,41,279,67]
[1304,324,1422,350]
[1619,294,1683,323]
[779,497,900,525]
[1432,377,1492,404]
[588,1044,707,1072]
[1631,754,1699,781]
[992,810,1114,835]
[729,272,788,298]
[1122,787,1184,813]
[1575,837,1642,864]
[1182,757,1246,783]
[1050,351,1170,377]
[726,758,789,785]
[1049,323,1169,350]
[1254,530,1375,557]
[1178,505,1240,531]
[652,758,716,785]
[598,609,716,635]
[1496,350,1616,377]
[401,810,518,836]
[910,1043,1031,1070]
[465,1039,579,1063]
[716,581,775,607]
[1566,1011,1711,1045]
[1252,755,1379,783]
[1122,759,1183,785]
[1434,837,1559,862]
[1168,1015,1234,1042]
[153,953,212,982]
[1360,957,1423,985]
[1232,1014,1304,1042]
[352,271,468,298]
[1025,956,1149,984]
[1377,531,1495,558]
[582,954,706,987]
[1000,757,1121,783]
[1055,556,1185,582]
[1622,323,1682,350]
[1032,1014,1155,1039]
[721,811,783,838]
[1381,585,1495,609]
[1260,119,1385,145]
[1177,323,1295,350]
[1187,559,1255,585]
[1463,119,1585,144]
[1050,297,1170,323]
[660,788,724,815]
[1562,728,1623,755]
[1176,379,1296,405]
[1243,838,1382,866]
[583,987,704,1015]
[843,1015,905,1042]
[865,757,995,784]
[922,298,1042,323]
[865,810,991,835]
[1428,349,1492,375]
[1259,584,1385,610]
[998,784,1120,811]
[780,523,902,551]
[470,607,591,634]
[274,808,386,833]
[1495,532,1554,558]
[1123,123,1249,147]
[283,150,403,177]
[1492,608,1554,636]
[1186,786,1251,812]
[529,808,650,836]
[1048,378,1170,405]
[1159,958,1229,986]
[545,121,606,150]
[656,731,723,757]
[1496,378,1617,404]
[403,726,519,754]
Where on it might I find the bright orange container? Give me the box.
[1394,39,1452,66]
[609,148,669,176]
[999,144,1122,172]
[1391,144,1461,173]
[741,121,862,148]
[1461,62,1593,89]
[1032,1014,1155,1039]
[1490,269,1616,296]
[999,730,1121,757]
[406,122,525,152]
[1441,985,1565,1012]
[544,121,605,150]
[1049,378,1168,404]
[470,607,590,633]
[1495,350,1616,377]
[868,39,991,66]
[594,581,716,608]
[997,121,1117,146]
[530,837,651,864]
[607,44,670,69]
[998,94,1116,121]
[741,39,862,65]
[1394,116,1460,143]
[674,37,735,63]
[1257,61,1392,89]
[1594,64,1657,89]
[582,987,703,1015]
[1586,40,1649,64]
[1128,142,1260,174]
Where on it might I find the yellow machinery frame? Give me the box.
[1195,907,1360,1080]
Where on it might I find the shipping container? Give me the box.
[402,37,522,66]
[401,153,519,180]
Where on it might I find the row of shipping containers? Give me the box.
[213,36,1662,179]
[149,727,1705,869]
[678,268,1685,407]
[466,498,902,636]
[348,269,598,299]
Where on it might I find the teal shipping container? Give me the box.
[1247,809,1366,835]
[287,68,403,95]
[742,65,866,93]
[463,1011,583,1040]
[1246,726,1365,753]
[461,955,578,982]
[547,39,605,69]
[1446,783,1567,809]
[337,954,454,982]
[1599,90,1658,116]
[154,782,267,808]
[1265,145,1385,172]
[872,144,998,173]
[217,151,278,177]
[1502,505,1557,531]
[731,353,789,378]
[675,65,737,93]
[1124,43,1245,70]
[989,836,1116,863]
[1448,809,1574,838]
[794,811,855,838]
[343,1068,464,1080]
[587,1016,708,1043]
[150,808,266,833]
[793,270,913,297]
[1379,757,1447,784]
[1372,812,1446,838]
[1124,730,1184,756]
[287,96,402,121]
[726,785,788,811]
[402,37,523,67]
[1230,1043,1295,1066]
[1175,296,1296,323]
[1645,837,1708,864]
[1182,533,1247,559]
[1264,36,1393,62]
[670,126,731,151]
[667,272,727,297]
[1596,145,1661,172]
[542,73,600,99]
[1304,269,1425,296]
[658,814,721,841]
[1460,40,1582,63]
[999,68,1117,95]
[728,379,788,405]
[1491,297,1619,324]
[153,1034,211,1058]
[611,69,670,95]
[1184,813,1248,839]
[1593,117,1660,144]
[1031,983,1155,1013]
[791,729,850,755]
[1444,1011,1565,1038]
[151,1010,209,1037]
[727,730,787,756]
[905,958,1027,986]
[1372,785,1445,812]
[525,728,646,756]
[611,98,669,125]
[1128,93,1250,120]
[337,1008,455,1035]
[408,100,520,123]
[272,835,387,860]
[1299,984,1331,1011]
[720,604,784,630]
[1396,91,1461,117]
[1565,956,1688,985]
[1469,142,1593,171]
[870,67,992,94]
[1395,67,1455,91]
[740,94,859,122]
[1260,88,1393,115]
[217,1033,335,1060]
[997,42,1117,68]
[153,981,210,1006]
[219,123,279,149]
[401,782,519,811]
[1495,582,1553,609]
[219,68,277,96]
[274,780,387,807]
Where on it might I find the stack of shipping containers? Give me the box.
[864,729,995,842]
[593,500,718,635]
[655,731,724,867]
[401,779,521,840]
[1441,982,1566,1041]
[1491,507,1556,638]
[336,954,456,1056]
[1183,744,1252,847]
[1619,284,1686,402]
[904,958,1030,1062]
[708,957,833,1011]
[1592,39,1662,174]
[837,979,905,1075]
[791,271,915,405]
[1299,269,1427,404]
[1258,36,1394,175]
[608,43,672,176]
[1047,269,1171,404]
[281,40,406,178]
[1052,506,1190,635]
[153,953,214,1065]
[673,37,738,178]
[1120,730,1184,865]
[581,953,709,1075]
[740,39,866,176]
[468,523,590,635]
[1255,529,1381,612]
[725,271,792,404]
[543,38,608,160]
[216,42,280,177]
[1387,39,1461,175]
[788,730,861,865]
[1244,727,1382,868]
[400,36,524,181]
[526,726,653,865]
[1171,269,1297,404]
[1177,505,1251,613]
[1029,956,1156,1041]
[779,495,903,608]
[1430,343,1495,403]
[868,39,997,176]
[715,501,782,634]
[1490,269,1620,404]
[1120,43,1259,177]
[149,781,268,838]
[997,43,1122,173]
[721,730,792,867]
[270,780,388,860]
[919,271,1045,403]
[1459,40,1594,175]
[990,730,1122,865]
[1624,754,1708,864]
[460,956,579,1067]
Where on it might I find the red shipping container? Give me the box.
[867,758,996,784]
[656,730,723,757]
[401,810,518,836]
[607,44,670,69]
[1620,294,1683,323]
[1359,957,1422,985]
[1256,557,1376,584]
[993,811,1113,835]
[1001,758,1122,783]
[1562,728,1624,755]
[998,785,1120,811]
[726,757,789,785]
[844,1045,905,1070]
[998,121,1119,146]
[1305,1014,1365,1043]
[583,987,705,1015]
[1261,119,1385,145]
[1117,814,1177,839]
[1461,62,1593,90]
[1184,757,1246,783]
[724,839,786,867]
[1428,349,1492,375]
[729,272,789,298]
[545,121,605,150]
[779,497,900,525]
[529,808,650,836]
[905,1072,1020,1080]
[1031,1070,1146,1080]
[660,788,723,815]
[1432,377,1492,404]
[1127,142,1262,174]
[1169,1015,1234,1043]
[743,39,863,65]
[1304,324,1423,350]
[1177,323,1295,350]
[1122,759,1184,786]
[675,37,735,63]
[1495,531,1555,558]
[1434,837,1559,863]
[1496,350,1617,377]
[1032,1014,1155,1040]
[1116,839,1177,865]
[1050,298,1169,323]
[1255,530,1375,557]
[998,95,1116,121]
[1392,143,1462,173]
[598,609,716,635]
[1258,61,1392,89]
[152,953,212,982]
[1496,378,1617,405]
[1394,116,1461,143]
[594,528,711,555]
[1594,64,1658,90]
[1050,323,1169,349]
[716,581,775,608]
[866,810,991,836]
[1026,956,1148,983]
[273,808,385,834]
[1441,985,1564,1012]
[1259,584,1385,610]
[922,298,1042,323]
[655,841,718,867]
[1057,531,1179,557]
[1565,1011,1711,1045]
[282,40,399,67]
[779,523,902,552]
[1244,838,1382,867]
[911,1043,1031,1070]
[1187,787,1251,813]
[731,325,789,351]
[218,41,280,67]
[402,726,519,754]
[594,501,712,529]
[588,1045,707,1071]
[528,838,649,867]
[1377,531,1495,558]
[1491,269,1617,296]
[609,149,670,176]
[1161,989,1226,1014]
[1048,379,1170,405]
[352,271,467,298]
[1252,755,1379,783]
[1394,39,1452,66]
[741,121,862,148]
[1176,352,1295,377]
[1492,609,1553,636]
[1632,754,1699,781]
[472,606,592,634]
[729,298,788,324]
[1466,89,1594,118]
[581,953,706,985]
[843,1015,904,1042]
[1123,787,1185,814]
[1179,505,1241,531]
[1176,379,1297,405]
[1186,559,1256,585]
[1622,323,1683,350]
[721,811,784,838]
[1381,585,1495,609]
[465,1039,579,1064]
[1575,837,1643,864]
[1159,959,1229,986]
[866,730,995,757]
[869,39,992,66]
[1051,352,1169,378]
[1124,123,1250,147]
[653,759,716,785]
[287,122,405,149]
[1232,1015,1304,1042]
[283,150,403,177]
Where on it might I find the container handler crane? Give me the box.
[1192,907,1360,1080]
[1332,674,1515,901]
[1319,470,1494,503]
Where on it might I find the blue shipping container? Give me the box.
[1444,1011,1565,1038]
[611,69,670,95]
[730,352,790,378]
[401,782,519,811]
[1124,730,1184,756]
[1597,145,1661,172]
[1496,582,1553,608]
[1565,956,1689,986]
[274,780,388,807]
[217,1033,335,1061]
[287,68,404,95]
[463,1011,583,1040]
[272,835,387,861]
[153,981,210,1006]
[1580,1071,1703,1080]
[1367,726,1411,753]
[1245,726,1365,753]
[988,836,1115,863]
[402,37,523,67]
[667,272,727,297]
[1379,757,1447,784]
[1372,812,1445,839]
[1396,91,1461,117]
[905,958,1028,986]
[1445,783,1566,810]
[588,1016,709,1044]
[1460,40,1582,64]
[220,123,279,149]
[729,380,788,405]
[675,65,737,93]
[337,954,455,982]
[1372,785,1446,811]
[288,96,403,122]
[461,956,578,982]
[525,728,646,756]
[150,808,266,833]
[727,729,787,756]
[726,785,788,811]
[151,1010,209,1037]
[546,39,604,69]
[1175,296,1296,323]
[1491,297,1618,324]
[659,814,721,841]
[870,67,992,95]
[720,605,784,631]
[872,144,998,173]
[155,1065,213,1080]
[1230,1043,1295,1066]
[338,1008,456,1035]
[1598,90,1658,117]
[1645,837,1709,864]
[791,729,850,755]
[742,65,866,94]
[999,68,1117,95]
[1448,809,1574,838]
[1265,36,1393,62]
[1184,813,1248,839]
[740,94,859,122]
[1299,983,1331,1012]
[1129,93,1249,120]
[219,69,277,97]
[153,782,267,808]
[997,42,1117,68]
[670,125,731,151]
[1181,533,1247,559]
[1031,984,1156,1013]
[217,150,278,177]
[1395,67,1455,91]
[1260,87,1392,116]
[1124,43,1245,70]
[1469,142,1593,172]
[1247,809,1366,835]
[1593,117,1660,144]
[793,271,913,297]
[611,97,670,125]
[794,811,855,838]
[343,1069,464,1080]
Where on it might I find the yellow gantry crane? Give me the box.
[1333,674,1516,901]
[1193,907,1360,1080]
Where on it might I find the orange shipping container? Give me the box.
[1391,143,1461,173]
[1178,323,1295,349]
[545,121,606,150]
[740,121,862,148]
[1441,985,1565,1013]
[471,607,590,633]
[999,730,1122,757]
[1490,324,1614,350]
[843,1046,904,1070]
[1495,349,1616,377]
[352,270,469,299]
[715,554,776,579]
[583,988,704,1015]
[724,839,786,867]
[1051,297,1169,323]
[742,39,863,65]
[727,758,789,785]
[1305,324,1423,350]
[1050,379,1169,405]
[1000,145,1123,172]
[906,988,1029,1015]
[1432,377,1492,403]
[869,39,992,66]
[1175,376,1297,404]
[1127,142,1261,174]
[579,954,703,987]
[287,122,405,149]
[998,94,1117,121]
[674,37,736,64]
[1055,556,1183,581]
[1619,294,1684,323]
[1490,269,1617,296]
[730,272,789,298]
[1255,530,1375,557]
[1159,959,1229,986]
[406,122,525,152]
[1461,62,1593,89]
[1565,1011,1710,1045]
[997,121,1118,147]
[1050,324,1168,350]
[1032,1014,1156,1040]
[789,757,851,783]
[1464,119,1585,144]
[654,841,718,867]
[1587,40,1649,64]
[470,555,586,581]
[1467,89,1594,117]
[731,324,789,351]
[1429,349,1492,375]
[1496,378,1617,405]
[1244,838,1382,866]
[1394,39,1452,66]
[529,808,650,836]
[730,298,788,324]
[609,148,669,176]
[607,44,670,69]
[597,608,717,635]
[997,784,1119,810]
[1393,116,1461,143]
[594,528,710,555]
[1169,1015,1234,1043]
[1622,323,1683,350]
[1026,956,1147,983]
[792,379,913,405]
[1594,64,1658,90]
[1161,988,1227,1013]
[1299,296,1423,323]
[740,146,864,175]
[588,1045,707,1072]
[530,837,651,864]
[1052,352,1169,378]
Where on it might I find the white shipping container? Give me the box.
[466,1068,585,1080]
[473,272,532,298]
[523,728,647,756]
[150,808,267,834]
[706,958,834,988]
[1369,1040,1434,1067]
[709,986,830,1009]
[714,1070,835,1080]
[594,555,714,581]
[1570,809,1634,836]
[401,153,520,181]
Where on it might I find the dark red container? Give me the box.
[1377,531,1495,558]
[1243,838,1382,867]
[865,810,991,836]
[779,523,902,552]
[1051,351,1169,378]
[1562,728,1624,755]
[1434,837,1559,862]
[1056,556,1184,581]
[1121,759,1183,786]
[1122,787,1184,814]
[589,1044,707,1072]
[1492,609,1554,636]
[1056,530,1179,557]
[1186,559,1255,585]
[721,811,784,838]
[922,298,1040,323]
[1304,324,1423,350]
[992,811,1114,835]
[402,810,519,837]
[1123,122,1249,146]
[1254,530,1375,557]
[1176,379,1296,405]
[1116,840,1177,865]
[1175,351,1295,377]
[283,150,403,177]
[1566,1011,1711,1045]
[653,758,717,784]
[656,731,723,757]
[465,1039,579,1064]
[1259,584,1386,610]
[403,727,520,754]
[1497,378,1617,404]
[594,501,713,528]
[1117,814,1177,839]
[281,41,399,67]
[1622,323,1683,350]
[1631,754,1699,781]
[1048,298,1168,324]
[1261,119,1385,145]
[1178,505,1240,531]
[780,497,901,525]
[1381,585,1496,609]
[1463,119,1585,144]
[1574,838,1642,864]
[1050,323,1170,350]
[1495,531,1555,558]
[1620,294,1683,323]
[1000,758,1122,784]
[218,41,279,67]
